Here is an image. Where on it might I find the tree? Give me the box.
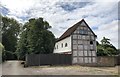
[97,37,117,56]
[101,37,110,45]
[1,16,20,60]
[117,49,120,55]
[97,44,105,56]
[15,30,28,60]
[16,17,55,60]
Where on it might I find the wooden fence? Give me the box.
[26,54,72,66]
[25,54,120,67]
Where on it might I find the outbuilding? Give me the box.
[54,19,97,64]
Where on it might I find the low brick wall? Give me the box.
[78,56,117,67]
[97,56,117,67]
[116,55,120,65]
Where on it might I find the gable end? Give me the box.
[56,19,97,42]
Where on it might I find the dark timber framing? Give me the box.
[56,19,97,65]
[71,19,97,64]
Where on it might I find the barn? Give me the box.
[26,19,118,66]
[54,19,97,65]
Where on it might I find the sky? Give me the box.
[0,0,119,48]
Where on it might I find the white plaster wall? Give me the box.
[54,36,72,53]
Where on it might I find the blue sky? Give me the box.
[0,0,119,48]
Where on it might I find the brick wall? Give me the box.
[97,56,117,67]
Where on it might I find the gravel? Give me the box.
[1,61,118,75]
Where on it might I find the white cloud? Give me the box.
[0,0,119,48]
[95,20,118,48]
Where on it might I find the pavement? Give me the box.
[1,60,119,75]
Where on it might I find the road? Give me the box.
[2,61,40,75]
[1,61,118,75]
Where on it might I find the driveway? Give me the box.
[1,61,119,75]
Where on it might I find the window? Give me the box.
[65,43,67,47]
[83,30,88,34]
[61,43,63,48]
[80,29,88,35]
[80,30,83,34]
[90,41,93,44]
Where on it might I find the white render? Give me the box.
[54,36,72,53]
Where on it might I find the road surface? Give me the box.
[1,61,118,75]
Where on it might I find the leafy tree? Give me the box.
[117,49,120,55]
[97,44,105,56]
[97,37,117,56]
[1,16,20,60]
[15,30,28,60]
[101,37,110,45]
[16,18,55,60]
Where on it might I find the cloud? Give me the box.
[0,0,119,48]
[57,2,93,11]
[95,20,118,48]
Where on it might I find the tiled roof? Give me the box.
[56,19,97,42]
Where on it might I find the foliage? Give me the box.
[97,37,117,56]
[1,16,20,60]
[117,49,120,55]
[16,18,55,60]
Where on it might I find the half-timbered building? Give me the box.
[54,19,97,64]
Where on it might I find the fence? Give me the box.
[116,55,120,65]
[96,56,117,67]
[25,54,120,67]
[26,54,72,66]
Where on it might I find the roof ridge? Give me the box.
[56,19,96,42]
